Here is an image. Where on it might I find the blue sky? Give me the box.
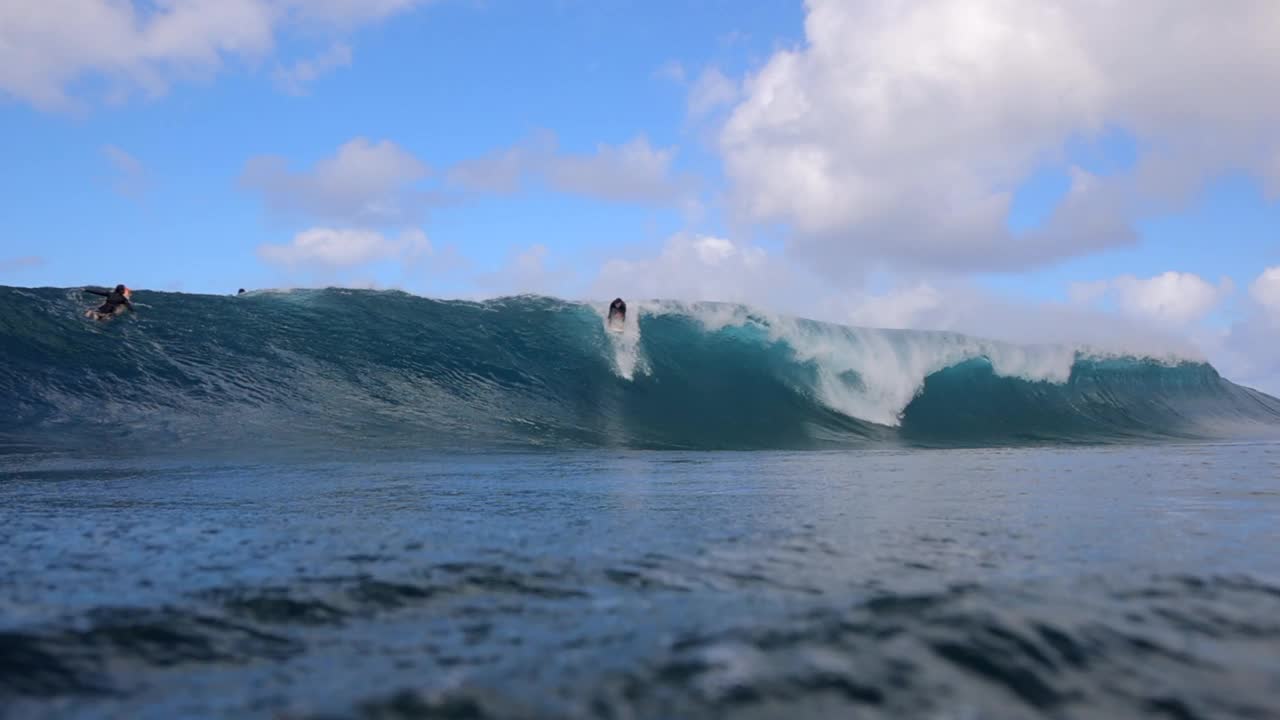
[2,0,1279,390]
[1,0,804,293]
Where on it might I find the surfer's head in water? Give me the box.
[609,298,626,320]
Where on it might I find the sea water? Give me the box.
[2,286,1279,718]
[2,446,1279,719]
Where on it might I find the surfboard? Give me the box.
[84,305,126,322]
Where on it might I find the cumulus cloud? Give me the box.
[474,244,577,297]
[835,283,946,331]
[257,227,430,269]
[1111,273,1232,325]
[241,137,432,225]
[1250,266,1280,316]
[547,136,691,206]
[0,0,430,110]
[593,234,791,305]
[1207,267,1280,395]
[102,144,147,198]
[446,131,557,195]
[448,132,696,207]
[273,42,351,95]
[719,0,1280,273]
[1069,271,1233,326]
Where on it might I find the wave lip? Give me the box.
[2,286,1278,451]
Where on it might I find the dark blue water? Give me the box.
[3,287,1280,718]
[3,445,1279,719]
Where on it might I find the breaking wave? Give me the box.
[2,286,1278,451]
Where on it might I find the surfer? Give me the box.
[83,284,135,319]
[608,298,626,325]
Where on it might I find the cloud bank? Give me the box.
[0,0,431,110]
[1070,271,1234,326]
[258,227,430,269]
[448,132,697,208]
[241,138,432,226]
[719,0,1280,274]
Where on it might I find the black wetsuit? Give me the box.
[609,298,626,322]
[84,287,134,315]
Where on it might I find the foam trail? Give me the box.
[598,302,646,381]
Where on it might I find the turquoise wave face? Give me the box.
[2,286,1278,452]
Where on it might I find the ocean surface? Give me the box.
[3,286,1280,719]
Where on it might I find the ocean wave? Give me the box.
[2,286,1278,450]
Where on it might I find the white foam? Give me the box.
[595,302,648,381]
[639,300,1191,426]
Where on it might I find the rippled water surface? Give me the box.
[3,444,1279,719]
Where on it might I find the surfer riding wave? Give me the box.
[608,298,626,328]
[83,284,135,320]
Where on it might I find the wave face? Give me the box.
[2,286,1279,451]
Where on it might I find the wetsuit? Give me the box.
[84,287,134,316]
[609,298,626,322]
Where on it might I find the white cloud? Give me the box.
[1070,271,1232,326]
[0,0,430,111]
[836,283,945,331]
[447,132,695,207]
[688,67,738,119]
[474,244,576,297]
[1210,268,1280,395]
[719,0,1280,273]
[241,137,431,225]
[102,144,147,198]
[1067,279,1110,306]
[446,131,556,195]
[258,227,430,268]
[273,42,352,95]
[1250,266,1280,316]
[1112,272,1232,325]
[1218,323,1280,397]
[548,136,691,206]
[593,234,800,306]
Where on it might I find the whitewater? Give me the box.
[2,285,1278,452]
